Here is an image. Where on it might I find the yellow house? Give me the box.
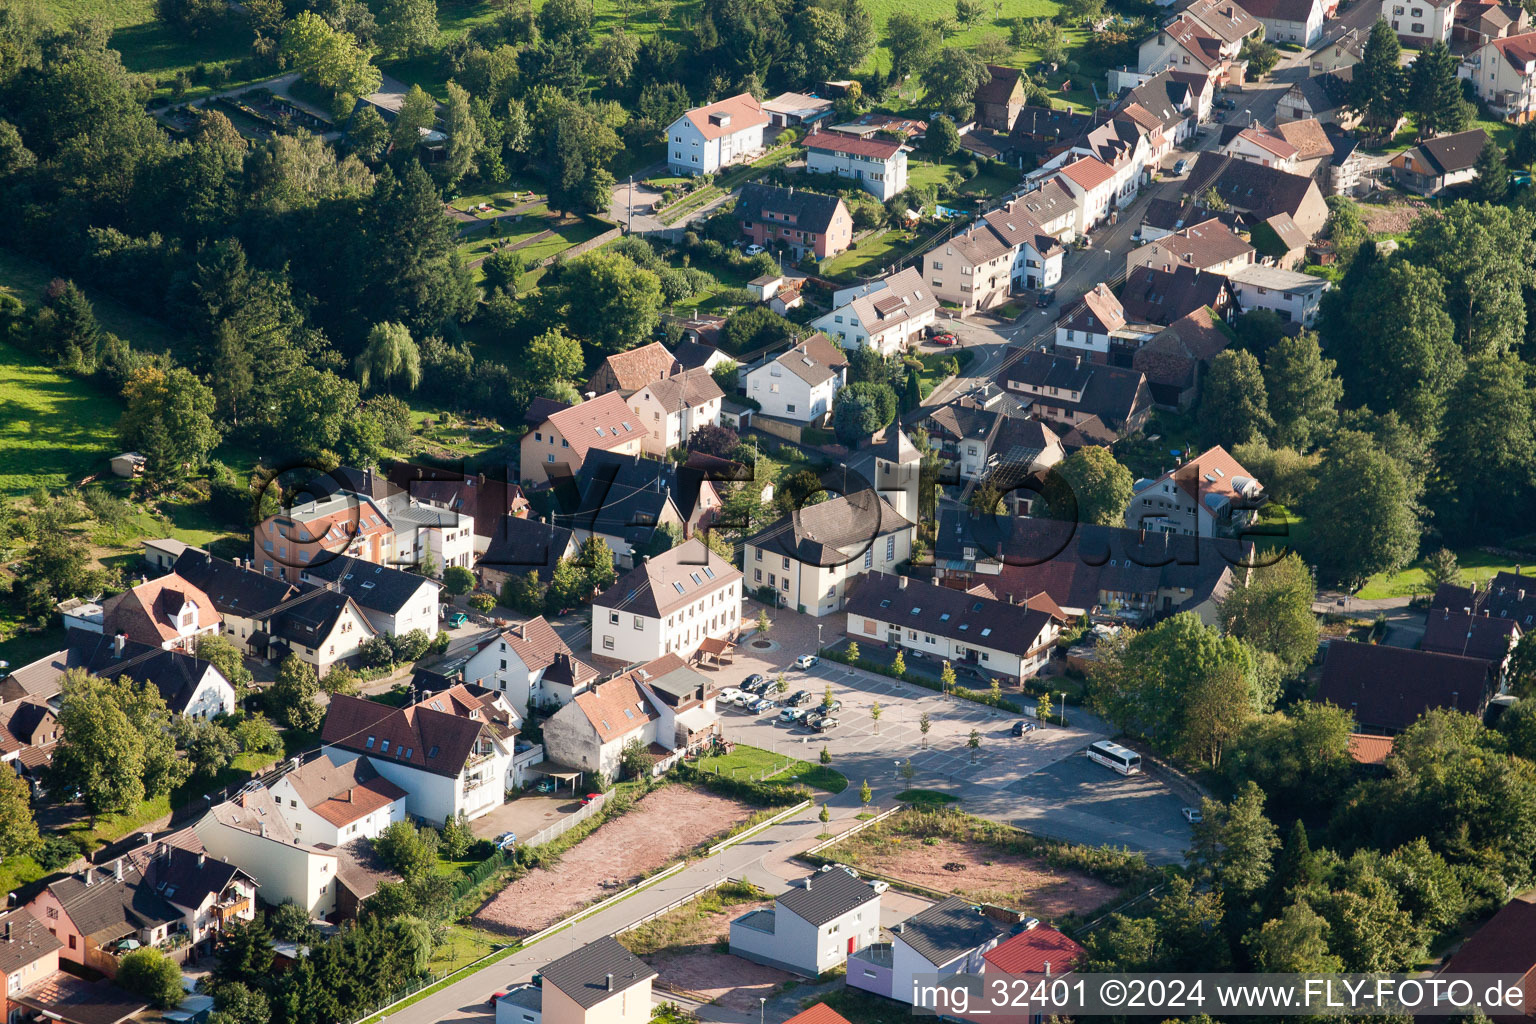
[539,936,656,1024]
[519,392,647,485]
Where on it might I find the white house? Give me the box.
[730,866,884,976]
[843,573,1063,683]
[1054,283,1128,360]
[848,896,1007,1004]
[743,489,912,616]
[1054,155,1121,236]
[1383,0,1457,47]
[666,93,769,175]
[1226,264,1331,325]
[495,985,543,1024]
[320,685,526,822]
[744,335,847,423]
[1126,444,1263,537]
[1241,0,1325,45]
[811,267,938,357]
[624,367,724,456]
[63,629,238,720]
[264,590,381,679]
[1464,32,1536,123]
[196,788,343,917]
[804,130,909,200]
[390,504,476,572]
[422,619,599,711]
[924,391,1066,482]
[590,539,742,662]
[922,196,1068,313]
[1221,126,1301,172]
[539,937,656,1024]
[267,753,408,847]
[300,556,441,639]
[542,654,720,780]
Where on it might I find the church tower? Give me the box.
[871,426,922,526]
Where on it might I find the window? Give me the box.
[547,454,555,463]
[887,535,896,560]
[633,615,644,630]
[365,736,375,749]
[932,261,943,271]
[786,403,796,413]
[864,548,873,569]
[610,612,620,624]
[755,549,762,561]
[782,557,791,570]
[755,569,763,582]
[603,635,615,650]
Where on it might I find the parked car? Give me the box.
[930,332,958,346]
[821,699,842,715]
[787,689,811,706]
[804,712,823,729]
[536,780,553,793]
[1172,158,1188,175]
[742,673,766,690]
[581,792,601,806]
[1182,807,1204,823]
[493,832,517,850]
[1036,289,1056,308]
[780,707,806,723]
[815,716,840,732]
[744,244,765,256]
[718,687,746,704]
[749,698,776,713]
[446,611,469,628]
[1011,720,1037,737]
[795,654,820,669]
[489,992,510,1007]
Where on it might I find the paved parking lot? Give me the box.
[469,792,587,841]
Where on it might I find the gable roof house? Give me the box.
[1176,0,1264,48]
[1420,607,1520,676]
[737,183,854,261]
[416,619,598,711]
[1221,124,1302,171]
[667,93,769,176]
[586,342,679,398]
[922,198,1067,313]
[1184,151,1331,238]
[975,64,1027,131]
[388,465,531,552]
[519,391,648,485]
[299,556,441,640]
[62,628,237,721]
[253,491,396,584]
[970,105,1101,168]
[743,489,913,617]
[547,450,721,567]
[320,687,523,822]
[1273,117,1337,176]
[1126,444,1263,538]
[1435,892,1536,1023]
[1433,571,1536,628]
[1126,217,1256,277]
[762,91,836,127]
[267,753,409,847]
[1002,351,1155,436]
[261,588,380,679]
[812,267,939,357]
[925,389,1066,483]
[193,787,348,918]
[1391,127,1488,194]
[590,538,742,663]
[1240,0,1325,44]
[1120,262,1237,325]
[624,367,725,458]
[539,936,657,1024]
[1316,641,1497,733]
[1132,306,1234,408]
[1054,282,1138,362]
[804,129,909,201]
[744,335,848,423]
[845,572,1064,683]
[0,906,64,1024]
[1116,69,1201,148]
[101,575,221,654]
[169,549,299,652]
[0,698,61,781]
[476,515,579,598]
[1277,70,1358,127]
[731,866,884,976]
[980,919,1085,979]
[852,896,1009,1004]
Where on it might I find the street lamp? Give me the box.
[817,623,823,649]
[1060,692,1067,728]
[760,997,767,1024]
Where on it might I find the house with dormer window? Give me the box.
[590,539,742,662]
[102,576,221,653]
[812,268,938,357]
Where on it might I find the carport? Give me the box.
[525,762,586,793]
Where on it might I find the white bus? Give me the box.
[1088,740,1142,775]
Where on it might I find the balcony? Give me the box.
[215,895,252,925]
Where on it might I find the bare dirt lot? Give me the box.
[840,836,1117,919]
[1357,198,1432,235]
[472,787,755,936]
[630,895,795,1012]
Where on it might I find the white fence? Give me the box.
[523,790,608,848]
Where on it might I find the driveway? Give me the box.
[469,793,589,842]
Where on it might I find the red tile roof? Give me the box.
[1059,155,1115,190]
[984,924,1085,975]
[805,130,904,160]
[537,391,646,461]
[1346,733,1394,766]
[571,674,659,744]
[784,1006,854,1024]
[684,93,769,140]
[1441,894,1536,976]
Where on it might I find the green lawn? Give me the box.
[895,788,958,806]
[0,342,121,494]
[693,743,848,793]
[821,228,923,281]
[39,0,252,89]
[914,348,974,399]
[426,923,505,974]
[1357,548,1531,601]
[859,0,1063,74]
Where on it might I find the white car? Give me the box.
[1181,807,1204,824]
[795,654,819,669]
[744,244,766,256]
[717,688,746,704]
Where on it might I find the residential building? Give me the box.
[28,841,256,977]
[171,548,300,651]
[1433,571,1536,628]
[743,489,912,616]
[1134,15,1228,79]
[975,65,1027,131]
[1054,155,1121,234]
[1316,641,1496,733]
[1435,893,1536,1019]
[548,454,691,568]
[1391,128,1488,193]
[267,754,408,846]
[968,105,1100,169]
[306,465,410,517]
[416,619,598,710]
[625,367,724,457]
[1136,196,1245,244]
[1241,0,1325,43]
[1054,283,1129,360]
[1126,219,1256,277]
[196,788,344,917]
[730,866,884,976]
[476,516,579,597]
[981,920,1085,983]
[590,538,742,662]
[1273,117,1338,176]
[262,589,380,679]
[0,907,62,1024]
[1221,125,1301,171]
[1312,28,1365,72]
[845,572,1063,682]
[804,130,909,200]
[931,510,1252,625]
[100,574,220,653]
[389,504,475,573]
[539,936,656,1024]
[1326,131,1371,194]
[1002,351,1154,435]
[1177,0,1265,51]
[519,391,647,484]
[1227,264,1331,325]
[812,268,939,356]
[1421,607,1520,675]
[1120,263,1237,325]
[849,896,1008,1003]
[0,696,60,782]
[927,395,1066,483]
[320,685,525,822]
[542,653,719,779]
[299,556,440,639]
[922,198,1067,312]
[1384,0,1458,45]
[495,985,544,1024]
[254,492,395,583]
[744,335,848,422]
[1454,0,1529,46]
[1132,307,1233,408]
[762,92,835,127]
[1276,73,1357,127]
[1126,445,1263,537]
[1184,152,1332,237]
[737,184,853,261]
[56,629,237,720]
[667,93,769,175]
[587,342,679,397]
[390,465,531,554]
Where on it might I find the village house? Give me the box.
[1276,73,1356,127]
[1272,117,1338,177]
[0,695,60,784]
[1221,125,1302,171]
[1002,351,1155,436]
[416,619,599,710]
[548,452,708,567]
[1126,219,1256,277]
[590,538,742,662]
[260,589,380,679]
[1126,444,1263,537]
[538,936,656,1024]
[542,653,720,780]
[254,492,395,584]
[389,465,530,555]
[975,65,1027,131]
[1420,606,1520,677]
[625,367,724,457]
[812,268,939,356]
[171,548,299,650]
[848,896,1010,1003]
[267,754,408,847]
[1135,196,1245,244]
[299,556,441,639]
[667,93,768,175]
[195,788,345,917]
[744,334,848,423]
[43,629,238,720]
[1054,283,1128,361]
[0,906,63,1024]
[586,342,679,397]
[1227,263,1331,325]
[1454,0,1530,45]
[925,389,1066,482]
[922,198,1067,312]
[1384,0,1458,46]
[519,391,647,484]
[1133,307,1234,408]
[476,515,578,597]
[1120,262,1238,326]
[1316,641,1496,733]
[1177,0,1264,51]
[804,130,909,200]
[730,866,884,976]
[1053,155,1123,235]
[1242,0,1325,44]
[1391,128,1488,194]
[388,503,476,573]
[1184,152,1332,237]
[743,489,912,616]
[736,183,853,261]
[100,574,220,653]
[1434,571,1536,627]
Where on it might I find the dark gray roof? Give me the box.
[844,573,1058,658]
[895,896,1004,968]
[1412,128,1488,176]
[1184,151,1319,222]
[172,549,300,616]
[302,556,438,615]
[480,516,574,578]
[268,590,361,648]
[0,907,63,972]
[1002,352,1152,431]
[869,425,919,464]
[1120,263,1232,326]
[539,935,658,1008]
[745,489,910,567]
[47,862,181,944]
[737,183,845,235]
[776,868,880,927]
[66,629,223,716]
[1317,642,1493,733]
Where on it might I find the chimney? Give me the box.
[259,822,268,838]
[898,576,908,590]
[1521,590,1527,601]
[1043,961,1051,976]
[197,852,206,869]
[364,467,373,492]
[113,633,126,658]
[84,868,94,887]
[605,974,615,992]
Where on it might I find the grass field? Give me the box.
[1357,547,1531,600]
[692,743,848,793]
[40,0,251,86]
[0,343,120,494]
[821,227,926,281]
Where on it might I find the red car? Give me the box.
[488,992,509,1007]
[931,333,958,346]
[582,792,601,805]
